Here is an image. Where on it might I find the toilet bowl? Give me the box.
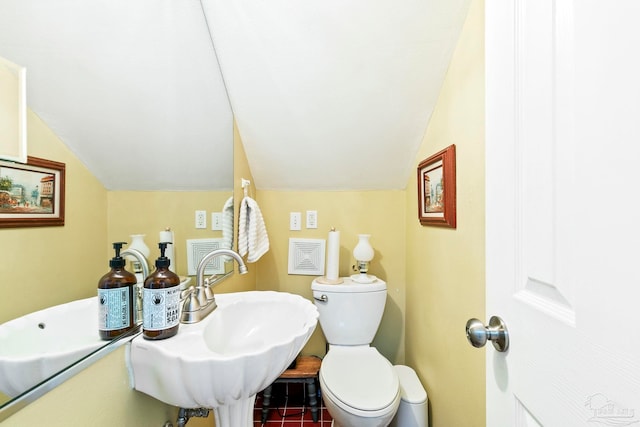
[319,346,400,427]
[312,277,400,427]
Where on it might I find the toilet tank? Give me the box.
[311,277,387,345]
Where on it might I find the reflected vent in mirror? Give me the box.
[288,238,325,276]
[186,238,226,275]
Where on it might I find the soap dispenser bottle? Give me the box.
[142,242,181,340]
[98,242,138,340]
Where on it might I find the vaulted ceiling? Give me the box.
[0,0,470,191]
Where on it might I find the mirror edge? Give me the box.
[0,56,27,164]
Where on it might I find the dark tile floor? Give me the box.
[253,382,333,426]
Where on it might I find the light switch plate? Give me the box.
[290,212,301,231]
[306,210,318,229]
[211,212,223,230]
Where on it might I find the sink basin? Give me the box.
[129,291,318,427]
[0,297,105,397]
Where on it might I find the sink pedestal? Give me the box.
[213,396,255,427]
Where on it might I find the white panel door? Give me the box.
[485,0,640,425]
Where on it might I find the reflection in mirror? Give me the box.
[0,151,235,412]
[0,184,235,409]
[0,6,234,413]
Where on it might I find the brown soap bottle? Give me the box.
[142,242,181,340]
[98,242,138,340]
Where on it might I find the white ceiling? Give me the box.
[0,0,470,192]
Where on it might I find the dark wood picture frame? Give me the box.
[0,156,65,228]
[417,144,456,228]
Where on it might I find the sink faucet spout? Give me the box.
[196,248,248,288]
[181,248,248,324]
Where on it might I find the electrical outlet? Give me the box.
[211,212,223,230]
[306,210,318,229]
[290,212,301,231]
[195,210,207,229]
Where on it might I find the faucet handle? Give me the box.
[180,288,202,324]
[182,286,200,312]
[180,286,195,300]
[194,283,215,303]
[202,285,215,301]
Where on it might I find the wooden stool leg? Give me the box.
[261,384,272,423]
[306,378,319,422]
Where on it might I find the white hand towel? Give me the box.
[238,196,270,263]
[222,196,234,251]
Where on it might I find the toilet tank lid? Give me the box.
[312,277,386,292]
[394,365,427,404]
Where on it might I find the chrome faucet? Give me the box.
[181,248,248,324]
[121,248,149,326]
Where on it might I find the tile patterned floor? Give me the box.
[253,382,333,426]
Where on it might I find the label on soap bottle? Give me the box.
[142,287,180,331]
[98,287,131,330]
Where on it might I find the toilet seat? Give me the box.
[320,346,399,413]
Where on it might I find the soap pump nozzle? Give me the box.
[155,241,172,268]
[110,241,127,268]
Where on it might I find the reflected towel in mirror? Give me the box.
[222,196,234,251]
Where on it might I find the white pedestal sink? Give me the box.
[129,290,318,427]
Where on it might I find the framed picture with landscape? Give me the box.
[0,156,65,227]
[417,144,456,228]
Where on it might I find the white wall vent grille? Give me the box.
[186,238,225,276]
[288,238,325,276]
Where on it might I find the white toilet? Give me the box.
[312,277,425,427]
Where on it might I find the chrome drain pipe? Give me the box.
[164,408,210,427]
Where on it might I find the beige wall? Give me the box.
[404,0,485,426]
[252,190,406,363]
[0,110,107,324]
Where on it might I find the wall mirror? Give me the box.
[0,56,27,164]
[0,2,235,415]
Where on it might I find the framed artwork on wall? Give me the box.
[0,156,65,227]
[417,144,456,228]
